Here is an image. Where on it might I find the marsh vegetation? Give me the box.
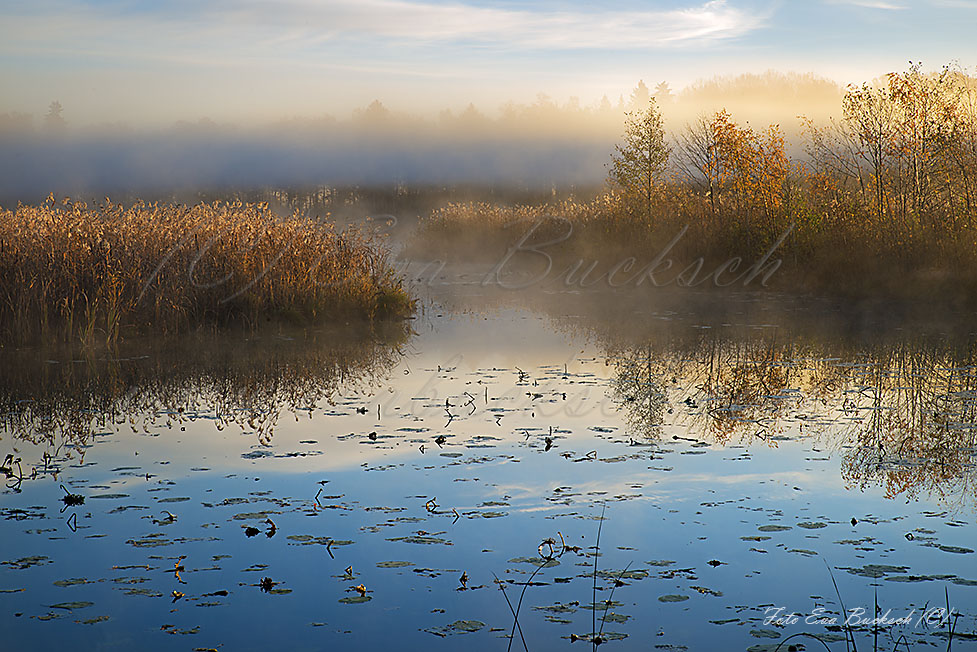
[0,197,412,343]
[410,64,977,302]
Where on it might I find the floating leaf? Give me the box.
[338,595,372,604]
[658,594,689,603]
[50,601,94,610]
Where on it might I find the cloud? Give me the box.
[0,0,768,62]
[254,0,765,48]
[929,0,977,7]
[825,0,908,9]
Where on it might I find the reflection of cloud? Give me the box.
[1,0,765,62]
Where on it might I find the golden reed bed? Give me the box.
[0,196,413,343]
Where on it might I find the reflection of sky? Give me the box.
[2,431,974,650]
[2,1,976,123]
[2,311,976,649]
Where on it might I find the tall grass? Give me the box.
[0,196,413,343]
[407,184,977,302]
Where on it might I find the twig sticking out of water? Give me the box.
[946,586,959,652]
[504,560,547,652]
[823,559,856,652]
[596,561,633,645]
[493,573,530,652]
[592,502,606,650]
[772,633,833,651]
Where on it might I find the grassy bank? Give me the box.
[0,196,413,343]
[407,190,977,302]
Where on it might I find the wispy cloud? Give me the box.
[249,0,767,48]
[0,0,768,62]
[929,0,977,7]
[825,0,908,9]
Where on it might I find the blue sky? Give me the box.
[1,0,976,124]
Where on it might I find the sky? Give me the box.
[1,0,976,125]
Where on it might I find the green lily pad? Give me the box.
[508,556,559,568]
[339,595,372,604]
[750,629,782,639]
[449,620,484,632]
[658,594,689,603]
[50,601,94,610]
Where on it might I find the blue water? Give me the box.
[2,307,976,651]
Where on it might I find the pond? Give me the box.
[2,278,976,651]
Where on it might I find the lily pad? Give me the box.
[938,545,974,554]
[508,556,559,568]
[603,612,630,623]
[425,620,486,636]
[3,556,51,570]
[78,615,110,625]
[339,595,372,604]
[449,620,484,632]
[50,601,94,610]
[388,536,451,545]
[658,594,689,603]
[596,569,649,580]
[750,629,781,639]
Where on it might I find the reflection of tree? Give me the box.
[669,335,802,444]
[439,280,977,505]
[839,341,977,506]
[0,323,409,486]
[607,326,977,505]
[611,344,667,439]
[610,332,815,445]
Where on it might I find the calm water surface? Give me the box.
[2,287,976,651]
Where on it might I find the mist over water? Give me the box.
[0,131,612,204]
[0,71,843,204]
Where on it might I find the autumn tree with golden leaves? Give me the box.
[609,98,670,220]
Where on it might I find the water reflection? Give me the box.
[2,304,976,652]
[606,326,977,506]
[0,322,410,487]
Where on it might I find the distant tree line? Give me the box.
[0,71,844,141]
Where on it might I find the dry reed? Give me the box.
[0,196,413,343]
